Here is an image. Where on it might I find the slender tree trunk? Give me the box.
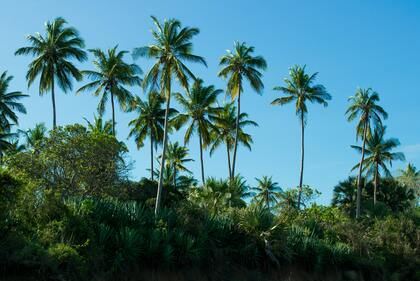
[356,123,368,219]
[226,143,232,179]
[51,76,57,129]
[111,92,116,136]
[374,162,379,206]
[155,84,171,215]
[231,90,241,180]
[297,111,305,210]
[199,130,205,185]
[150,133,154,181]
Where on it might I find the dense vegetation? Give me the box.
[0,16,419,281]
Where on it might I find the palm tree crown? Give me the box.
[15,17,87,128]
[173,79,222,184]
[251,176,282,210]
[352,126,405,179]
[160,141,194,187]
[133,16,206,214]
[218,42,266,179]
[0,71,28,131]
[346,88,388,139]
[128,91,177,180]
[84,115,113,135]
[271,65,331,123]
[77,46,141,135]
[351,126,405,205]
[209,102,258,178]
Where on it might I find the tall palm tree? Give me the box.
[351,126,405,205]
[173,79,222,184]
[218,42,266,179]
[77,46,141,135]
[84,114,113,135]
[160,141,194,188]
[0,71,28,131]
[251,176,282,211]
[15,17,87,129]
[346,88,387,218]
[128,91,177,180]
[271,65,331,209]
[209,102,258,178]
[133,16,206,214]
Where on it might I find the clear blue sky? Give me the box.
[1,0,419,204]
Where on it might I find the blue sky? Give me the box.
[1,0,419,204]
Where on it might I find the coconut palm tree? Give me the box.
[15,17,86,129]
[23,123,47,149]
[351,126,405,205]
[84,114,113,135]
[398,164,420,206]
[159,141,194,188]
[218,42,266,179]
[0,71,28,131]
[346,88,387,218]
[128,91,177,180]
[209,102,258,178]
[271,65,331,209]
[251,176,282,211]
[77,46,141,135]
[173,79,222,184]
[133,16,206,214]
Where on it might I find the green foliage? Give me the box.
[5,124,129,196]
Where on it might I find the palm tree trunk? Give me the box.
[356,123,368,219]
[297,111,305,210]
[226,143,232,179]
[374,162,379,206]
[51,76,57,129]
[150,133,154,181]
[199,130,205,185]
[111,92,116,136]
[231,90,241,180]
[155,85,171,215]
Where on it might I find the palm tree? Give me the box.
[173,79,222,184]
[84,114,113,135]
[351,126,405,205]
[332,176,358,215]
[271,65,331,209]
[23,123,47,149]
[251,176,282,211]
[218,42,266,179]
[346,88,387,218]
[0,71,28,131]
[159,141,194,188]
[77,46,141,135]
[128,91,177,180]
[398,164,420,206]
[133,16,206,214]
[398,163,420,188]
[209,102,258,178]
[15,17,87,129]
